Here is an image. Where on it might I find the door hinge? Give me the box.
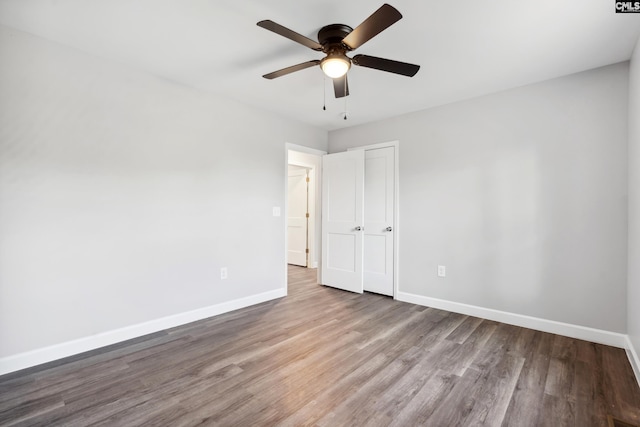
[306,177,310,182]
[305,249,309,254]
[306,213,310,218]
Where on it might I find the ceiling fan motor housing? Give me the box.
[317,24,354,52]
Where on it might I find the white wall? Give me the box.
[0,26,327,366]
[329,63,629,333]
[628,38,640,375]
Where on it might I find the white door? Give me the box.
[288,167,308,266]
[363,147,395,296]
[321,150,364,293]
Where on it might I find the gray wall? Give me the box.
[629,39,640,357]
[0,26,327,358]
[329,63,629,333]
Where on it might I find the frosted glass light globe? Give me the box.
[321,55,350,78]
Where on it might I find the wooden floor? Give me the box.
[1,266,639,426]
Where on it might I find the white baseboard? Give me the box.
[0,288,286,376]
[3,288,635,384]
[626,336,640,389]
[395,291,628,348]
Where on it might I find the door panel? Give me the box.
[326,160,358,222]
[364,234,387,274]
[364,155,388,222]
[287,167,308,266]
[321,150,364,294]
[363,147,394,296]
[326,233,356,272]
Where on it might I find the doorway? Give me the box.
[286,144,325,289]
[287,165,309,267]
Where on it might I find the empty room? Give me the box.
[1,0,640,425]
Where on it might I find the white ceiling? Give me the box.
[1,0,639,131]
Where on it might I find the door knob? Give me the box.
[386,226,393,232]
[355,226,362,231]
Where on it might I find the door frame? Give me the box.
[348,141,400,299]
[285,143,326,289]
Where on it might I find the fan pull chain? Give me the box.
[322,76,326,111]
[343,77,348,120]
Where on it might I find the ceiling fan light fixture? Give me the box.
[321,53,351,78]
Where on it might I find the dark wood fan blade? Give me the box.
[352,54,420,77]
[257,20,323,51]
[333,74,349,98]
[342,4,402,50]
[262,60,320,79]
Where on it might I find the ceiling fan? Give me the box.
[257,3,420,98]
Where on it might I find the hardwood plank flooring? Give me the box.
[1,265,639,426]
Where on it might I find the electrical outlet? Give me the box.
[220,267,228,280]
[437,265,446,277]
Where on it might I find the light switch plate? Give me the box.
[272,207,281,217]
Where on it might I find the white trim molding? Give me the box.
[626,336,640,388]
[0,289,286,376]
[396,291,628,349]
